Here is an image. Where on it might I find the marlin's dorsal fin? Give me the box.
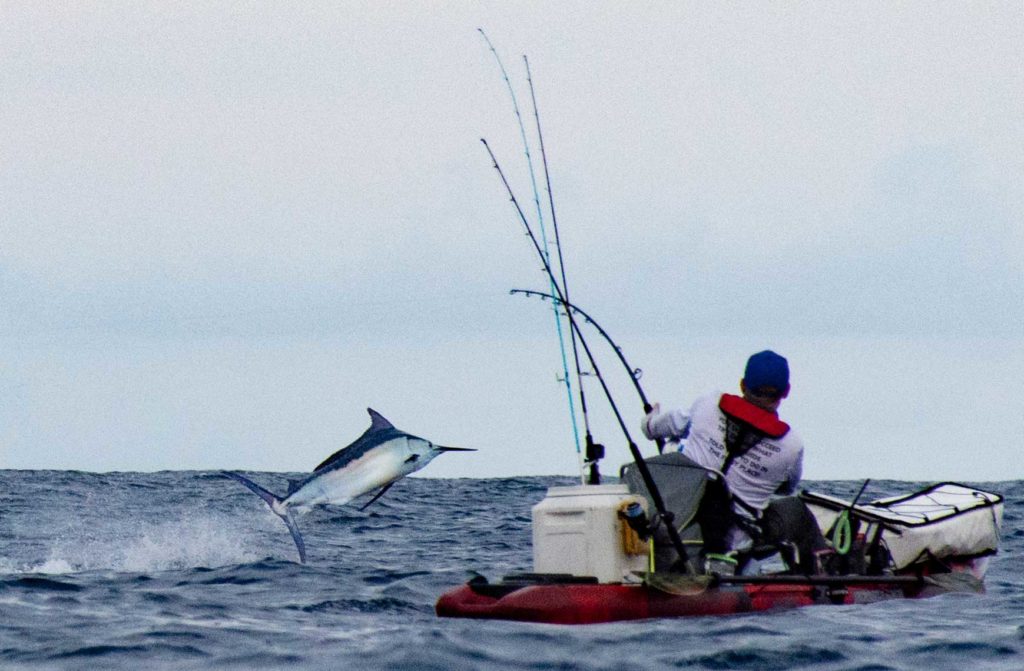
[366,408,396,433]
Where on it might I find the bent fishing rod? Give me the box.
[510,288,667,454]
[482,138,691,570]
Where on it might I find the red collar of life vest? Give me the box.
[718,393,790,439]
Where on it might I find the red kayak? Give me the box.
[437,481,1001,624]
[436,570,978,625]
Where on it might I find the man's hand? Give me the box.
[641,402,662,440]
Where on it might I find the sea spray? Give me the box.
[12,511,267,574]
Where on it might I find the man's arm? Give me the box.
[641,404,692,442]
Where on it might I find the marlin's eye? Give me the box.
[405,454,420,463]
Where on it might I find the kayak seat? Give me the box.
[755,496,830,574]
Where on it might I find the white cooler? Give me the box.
[532,484,649,584]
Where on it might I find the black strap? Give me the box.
[721,417,766,476]
[698,417,767,553]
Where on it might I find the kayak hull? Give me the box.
[436,576,937,625]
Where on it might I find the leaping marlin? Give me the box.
[223,408,474,563]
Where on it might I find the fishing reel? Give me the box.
[584,435,605,485]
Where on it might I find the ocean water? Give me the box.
[0,471,1020,670]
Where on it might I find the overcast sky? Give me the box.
[2,3,1021,482]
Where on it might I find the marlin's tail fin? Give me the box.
[222,471,307,563]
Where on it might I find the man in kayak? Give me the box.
[641,350,805,569]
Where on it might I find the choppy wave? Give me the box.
[0,471,1021,670]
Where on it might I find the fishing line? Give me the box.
[478,29,584,479]
[510,288,667,454]
[482,138,691,570]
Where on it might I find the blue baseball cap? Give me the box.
[743,350,790,393]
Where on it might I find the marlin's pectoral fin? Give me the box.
[359,482,397,511]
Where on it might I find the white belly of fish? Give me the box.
[286,442,414,511]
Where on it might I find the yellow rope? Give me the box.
[619,500,649,556]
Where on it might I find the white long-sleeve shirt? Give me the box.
[645,391,804,516]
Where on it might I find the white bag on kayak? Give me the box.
[802,483,1003,572]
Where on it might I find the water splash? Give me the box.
[13,512,264,574]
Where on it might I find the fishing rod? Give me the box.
[482,138,692,571]
[478,29,585,482]
[522,54,602,475]
[509,288,666,454]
